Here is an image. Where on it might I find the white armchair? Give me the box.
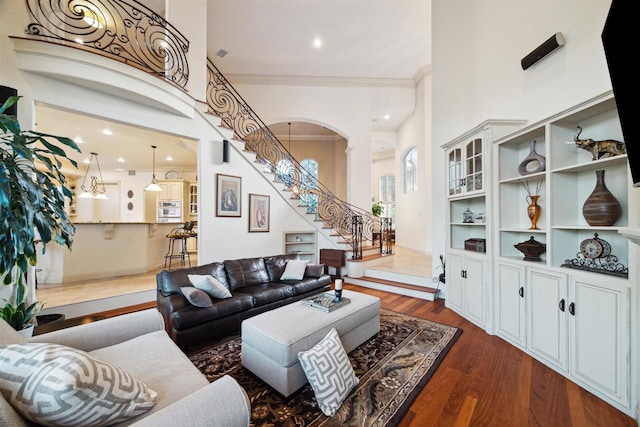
[0,309,250,427]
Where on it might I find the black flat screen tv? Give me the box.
[602,0,639,187]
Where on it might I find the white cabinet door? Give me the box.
[445,251,485,328]
[464,256,485,327]
[446,252,464,313]
[527,268,567,371]
[496,261,526,348]
[569,277,629,406]
[158,181,183,202]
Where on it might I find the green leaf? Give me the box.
[1,99,79,292]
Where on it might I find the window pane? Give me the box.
[403,147,418,193]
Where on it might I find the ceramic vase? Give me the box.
[582,170,622,226]
[526,195,541,230]
[518,140,546,175]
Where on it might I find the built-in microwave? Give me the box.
[158,201,182,222]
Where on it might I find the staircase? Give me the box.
[205,62,436,300]
[21,0,436,301]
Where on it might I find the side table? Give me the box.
[319,248,345,279]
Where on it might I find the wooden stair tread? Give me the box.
[354,276,437,293]
[347,253,393,262]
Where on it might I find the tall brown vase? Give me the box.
[582,169,622,226]
[527,195,541,230]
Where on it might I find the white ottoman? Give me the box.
[241,290,380,397]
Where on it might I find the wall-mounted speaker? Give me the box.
[521,32,565,70]
[223,139,230,163]
[0,85,18,117]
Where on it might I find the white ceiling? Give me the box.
[34,0,429,173]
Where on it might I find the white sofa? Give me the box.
[0,309,251,427]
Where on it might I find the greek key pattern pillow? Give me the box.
[298,328,358,417]
[0,343,157,427]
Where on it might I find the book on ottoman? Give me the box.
[301,292,351,312]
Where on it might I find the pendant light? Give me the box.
[145,145,163,192]
[78,152,108,199]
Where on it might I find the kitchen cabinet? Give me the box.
[158,180,186,202]
[188,183,198,216]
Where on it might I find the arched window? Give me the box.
[403,147,418,193]
[275,158,294,187]
[378,174,396,223]
[300,159,318,214]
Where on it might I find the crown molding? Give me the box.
[225,73,416,88]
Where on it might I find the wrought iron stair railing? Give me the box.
[206,59,389,257]
[18,0,390,257]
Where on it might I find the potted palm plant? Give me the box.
[371,197,383,217]
[0,96,79,333]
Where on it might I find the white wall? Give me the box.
[431,0,639,419]
[431,0,615,275]
[228,79,416,211]
[396,75,431,253]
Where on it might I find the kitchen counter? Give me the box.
[37,222,186,284]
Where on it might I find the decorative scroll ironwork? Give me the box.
[206,59,379,252]
[24,0,189,88]
[381,217,393,255]
[351,216,363,260]
[561,254,628,278]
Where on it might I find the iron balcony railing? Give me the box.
[24,0,189,89]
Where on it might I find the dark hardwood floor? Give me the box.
[347,284,636,427]
[48,284,636,427]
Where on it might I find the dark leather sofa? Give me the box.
[156,253,331,351]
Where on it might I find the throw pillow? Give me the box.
[188,274,232,299]
[0,343,157,427]
[181,287,213,307]
[305,263,325,278]
[280,259,309,280]
[297,328,358,417]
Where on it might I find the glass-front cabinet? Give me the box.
[447,137,484,197]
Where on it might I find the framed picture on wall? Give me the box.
[249,194,270,232]
[216,174,241,217]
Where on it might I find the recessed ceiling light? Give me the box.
[74,137,84,144]
[384,114,390,120]
[102,128,112,135]
[117,157,125,162]
[166,156,173,161]
[313,38,323,48]
[83,158,91,164]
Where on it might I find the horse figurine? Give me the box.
[574,125,626,160]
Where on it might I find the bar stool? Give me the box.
[164,222,194,270]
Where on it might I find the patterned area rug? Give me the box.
[188,309,462,426]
